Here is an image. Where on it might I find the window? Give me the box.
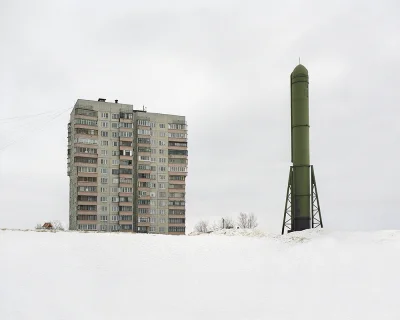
[160,218,166,224]
[75,157,97,164]
[100,159,108,165]
[101,206,108,212]
[150,209,156,215]
[101,177,108,184]
[112,206,119,212]
[151,148,157,154]
[169,175,186,181]
[150,174,156,180]
[150,139,156,145]
[74,118,98,126]
[100,215,108,221]
[112,132,118,138]
[75,128,98,135]
[120,131,133,138]
[159,166,166,172]
[159,140,166,146]
[112,151,119,156]
[159,149,165,154]
[74,137,98,145]
[151,157,156,162]
[75,108,97,118]
[101,150,108,156]
[138,164,151,170]
[112,141,119,147]
[168,166,187,172]
[102,122,108,128]
[159,227,165,233]
[120,122,133,128]
[137,120,150,126]
[111,225,120,231]
[77,176,97,183]
[74,147,97,154]
[101,140,109,146]
[159,209,166,215]
[150,166,157,171]
[100,225,107,231]
[100,168,108,174]
[112,113,119,119]
[138,129,151,135]
[112,122,119,128]
[112,169,119,175]
[119,206,132,212]
[77,166,96,173]
[138,191,147,196]
[159,123,165,128]
[112,197,119,202]
[120,150,133,156]
[100,187,107,192]
[112,178,119,184]
[101,112,109,119]
[159,158,166,163]
[150,122,155,128]
[119,187,133,193]
[112,159,119,165]
[150,217,156,224]
[111,215,119,221]
[159,200,167,207]
[169,218,185,224]
[138,138,151,144]
[111,187,118,193]
[159,183,165,189]
[138,217,149,222]
[150,192,156,198]
[149,226,156,232]
[168,123,187,130]
[138,208,149,214]
[159,132,166,137]
[101,196,107,202]
[159,175,166,180]
[168,132,187,139]
[138,156,150,161]
[77,205,97,211]
[78,224,97,231]
[101,131,108,137]
[158,192,167,198]
[169,226,185,233]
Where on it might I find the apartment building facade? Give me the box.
[67,99,187,235]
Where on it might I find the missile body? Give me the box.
[290,64,310,231]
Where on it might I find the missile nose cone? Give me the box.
[292,64,308,76]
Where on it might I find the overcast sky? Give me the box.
[0,0,399,232]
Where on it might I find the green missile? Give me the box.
[290,64,311,231]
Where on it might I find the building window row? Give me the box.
[75,108,97,117]
[169,218,185,224]
[75,118,97,126]
[168,123,186,130]
[78,224,97,230]
[169,209,185,215]
[75,147,97,154]
[74,137,98,145]
[77,195,97,202]
[169,226,185,232]
[168,132,187,139]
[75,128,98,135]
[78,186,97,192]
[77,215,97,221]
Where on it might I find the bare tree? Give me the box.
[194,220,209,233]
[35,223,43,230]
[247,213,258,229]
[237,212,248,229]
[221,217,235,229]
[51,220,65,231]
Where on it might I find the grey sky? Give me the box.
[0,0,399,232]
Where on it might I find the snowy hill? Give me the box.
[1,229,400,320]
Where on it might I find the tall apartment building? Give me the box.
[67,98,187,235]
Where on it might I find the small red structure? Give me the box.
[42,222,53,230]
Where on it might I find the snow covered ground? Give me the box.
[1,228,400,320]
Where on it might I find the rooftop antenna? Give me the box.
[299,57,301,65]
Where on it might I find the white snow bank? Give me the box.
[1,229,400,320]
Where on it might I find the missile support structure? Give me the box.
[282,64,323,234]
